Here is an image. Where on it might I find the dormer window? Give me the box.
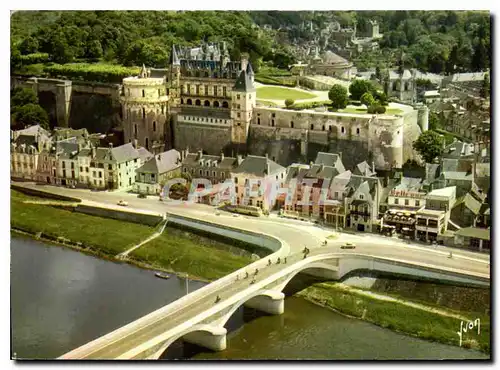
[359,194,364,200]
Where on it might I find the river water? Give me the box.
[11,236,488,360]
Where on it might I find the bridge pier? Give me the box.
[183,326,227,352]
[244,291,285,315]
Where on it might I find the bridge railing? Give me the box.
[60,211,289,358]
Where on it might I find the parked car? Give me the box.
[341,242,356,249]
[117,200,128,206]
[137,193,147,199]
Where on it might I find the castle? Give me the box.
[120,43,425,171]
[121,42,255,156]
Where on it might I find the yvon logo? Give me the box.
[457,319,480,347]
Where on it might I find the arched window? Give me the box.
[222,101,229,108]
[153,121,156,132]
[257,118,261,125]
[205,71,209,77]
[204,100,210,107]
[145,138,149,150]
[195,99,201,106]
[142,90,145,98]
[134,124,137,137]
[322,125,325,131]
[356,128,360,135]
[310,124,314,130]
[187,99,192,105]
[142,108,145,118]
[214,101,220,108]
[181,98,184,105]
[291,121,294,128]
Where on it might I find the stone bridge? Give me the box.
[59,212,489,360]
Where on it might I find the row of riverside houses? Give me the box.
[178,147,490,252]
[11,125,490,252]
[10,125,181,192]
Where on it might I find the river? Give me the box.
[11,236,488,360]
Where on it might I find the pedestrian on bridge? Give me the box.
[284,257,287,264]
[255,268,259,276]
[268,259,272,266]
[250,278,256,285]
[215,295,221,303]
[245,271,249,279]
[277,257,281,264]
[448,252,453,258]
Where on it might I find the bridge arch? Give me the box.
[151,324,227,359]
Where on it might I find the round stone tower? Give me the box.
[121,65,169,154]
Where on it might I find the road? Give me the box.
[12,182,490,359]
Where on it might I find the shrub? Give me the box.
[284,98,295,108]
[328,84,349,110]
[44,63,140,84]
[367,103,386,114]
[360,92,375,107]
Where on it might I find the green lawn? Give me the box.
[11,190,254,281]
[131,230,252,281]
[256,99,280,107]
[11,190,155,255]
[256,86,317,100]
[339,106,403,115]
[298,282,490,353]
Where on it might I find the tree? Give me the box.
[328,84,348,110]
[348,79,375,101]
[19,36,39,55]
[10,41,22,72]
[11,87,39,109]
[284,99,294,108]
[375,65,382,81]
[367,103,386,114]
[11,103,49,130]
[360,92,375,107]
[480,73,490,99]
[428,112,442,131]
[413,131,445,163]
[373,90,388,106]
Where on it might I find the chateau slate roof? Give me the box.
[233,70,256,93]
[304,164,340,180]
[427,186,456,198]
[14,135,37,147]
[232,155,284,177]
[137,149,181,174]
[394,177,424,192]
[180,107,231,120]
[329,170,352,193]
[285,163,310,183]
[137,147,153,163]
[246,62,254,76]
[78,148,92,157]
[323,51,350,66]
[455,227,490,240]
[56,142,80,159]
[454,193,482,215]
[182,153,238,170]
[111,143,140,163]
[314,152,345,172]
[354,161,375,177]
[15,125,50,138]
[170,45,180,66]
[441,171,473,181]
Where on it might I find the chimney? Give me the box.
[339,152,342,160]
[91,146,96,158]
[237,154,243,165]
[157,154,161,161]
[310,161,314,167]
[133,139,138,149]
[372,161,375,174]
[220,152,224,161]
[198,150,203,159]
[109,142,113,149]
[265,153,268,159]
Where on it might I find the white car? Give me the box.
[117,200,128,207]
[341,242,356,249]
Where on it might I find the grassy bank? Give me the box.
[10,190,252,281]
[131,231,252,281]
[298,282,490,354]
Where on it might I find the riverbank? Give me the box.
[11,190,252,282]
[297,282,490,354]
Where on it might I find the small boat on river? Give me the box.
[155,272,171,280]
